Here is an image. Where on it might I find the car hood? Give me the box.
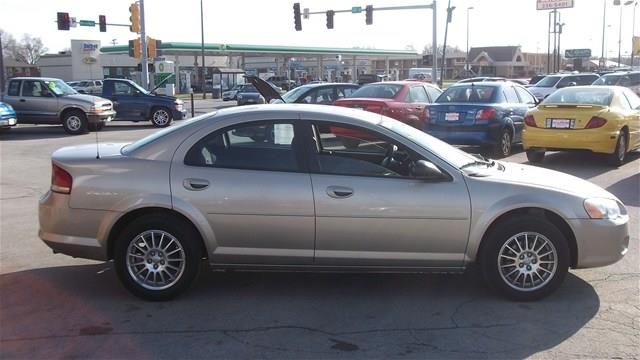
[64,93,111,105]
[0,103,15,116]
[482,161,616,200]
[244,75,284,103]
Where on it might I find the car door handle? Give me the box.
[19,99,26,102]
[326,186,354,199]
[183,178,210,191]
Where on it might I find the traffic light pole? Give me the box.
[300,2,437,84]
[139,0,149,90]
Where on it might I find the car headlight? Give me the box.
[237,94,243,100]
[88,104,102,113]
[584,198,627,219]
[174,99,184,111]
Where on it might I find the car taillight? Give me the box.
[51,163,72,194]
[475,108,497,120]
[524,115,537,127]
[585,116,607,129]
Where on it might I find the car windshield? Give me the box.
[43,79,77,96]
[534,76,561,87]
[349,84,403,99]
[122,112,216,155]
[129,80,149,95]
[78,81,93,87]
[436,85,496,103]
[592,75,621,86]
[543,88,613,106]
[379,117,478,169]
[281,85,309,103]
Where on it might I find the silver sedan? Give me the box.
[39,104,629,301]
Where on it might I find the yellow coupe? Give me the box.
[523,86,640,166]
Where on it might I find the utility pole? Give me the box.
[432,0,437,86]
[633,2,638,67]
[547,10,552,73]
[0,32,5,101]
[601,0,607,69]
[139,0,149,90]
[200,0,206,99]
[552,10,558,72]
[557,22,565,71]
[466,7,473,76]
[440,0,454,84]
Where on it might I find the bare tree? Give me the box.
[14,34,48,64]
[0,29,19,60]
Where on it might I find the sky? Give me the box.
[0,0,636,59]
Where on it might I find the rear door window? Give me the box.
[503,86,520,103]
[407,86,429,103]
[515,86,537,105]
[7,80,21,96]
[425,86,442,102]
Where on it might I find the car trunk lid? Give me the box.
[428,103,497,126]
[532,104,609,129]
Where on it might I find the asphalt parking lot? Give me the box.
[1,121,638,359]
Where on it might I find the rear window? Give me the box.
[543,88,613,106]
[436,85,497,103]
[535,76,561,88]
[349,84,403,99]
[7,80,21,96]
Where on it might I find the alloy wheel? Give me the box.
[126,230,186,291]
[497,232,558,292]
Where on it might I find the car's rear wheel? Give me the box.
[607,130,627,167]
[62,110,88,135]
[493,128,513,158]
[526,149,545,163]
[480,215,569,301]
[114,214,201,301]
[150,107,173,128]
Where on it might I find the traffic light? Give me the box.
[365,5,373,25]
[57,12,70,30]
[326,10,334,29]
[422,54,433,66]
[147,38,161,58]
[99,15,107,32]
[293,3,302,31]
[446,6,455,23]
[128,38,141,59]
[129,3,140,33]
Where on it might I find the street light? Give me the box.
[616,0,635,67]
[200,0,206,99]
[466,6,474,77]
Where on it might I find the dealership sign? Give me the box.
[565,48,591,58]
[82,42,99,53]
[537,0,574,10]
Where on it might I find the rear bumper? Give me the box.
[427,125,502,145]
[38,191,117,261]
[523,127,618,154]
[87,110,116,124]
[570,216,629,268]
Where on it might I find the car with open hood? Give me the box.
[244,75,359,105]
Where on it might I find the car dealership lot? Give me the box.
[1,123,638,359]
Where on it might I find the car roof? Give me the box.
[297,82,359,89]
[364,80,439,88]
[449,81,513,88]
[9,77,62,81]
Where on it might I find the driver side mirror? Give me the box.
[412,160,445,180]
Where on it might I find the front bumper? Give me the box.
[523,127,618,154]
[570,216,629,268]
[39,191,116,261]
[0,116,17,128]
[87,110,116,124]
[173,108,188,120]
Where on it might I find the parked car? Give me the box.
[527,75,547,87]
[266,75,295,90]
[100,78,186,127]
[0,101,17,130]
[457,77,507,83]
[245,75,360,105]
[236,84,265,105]
[592,71,640,96]
[222,84,245,101]
[527,73,600,101]
[333,81,443,130]
[523,86,640,166]
[72,79,103,95]
[426,82,538,157]
[39,104,629,301]
[509,79,530,86]
[4,77,115,135]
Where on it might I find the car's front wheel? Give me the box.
[150,107,173,128]
[114,214,202,301]
[62,110,88,135]
[480,215,569,301]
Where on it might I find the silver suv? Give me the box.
[72,79,103,95]
[4,77,115,135]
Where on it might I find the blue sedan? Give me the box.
[0,102,17,130]
[426,82,538,157]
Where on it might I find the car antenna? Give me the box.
[95,126,101,159]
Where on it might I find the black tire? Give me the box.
[607,130,627,167]
[480,215,569,301]
[61,110,88,135]
[150,107,173,128]
[88,122,105,131]
[526,149,545,163]
[492,128,513,158]
[114,213,202,301]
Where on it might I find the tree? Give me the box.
[14,34,47,64]
[0,29,19,60]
